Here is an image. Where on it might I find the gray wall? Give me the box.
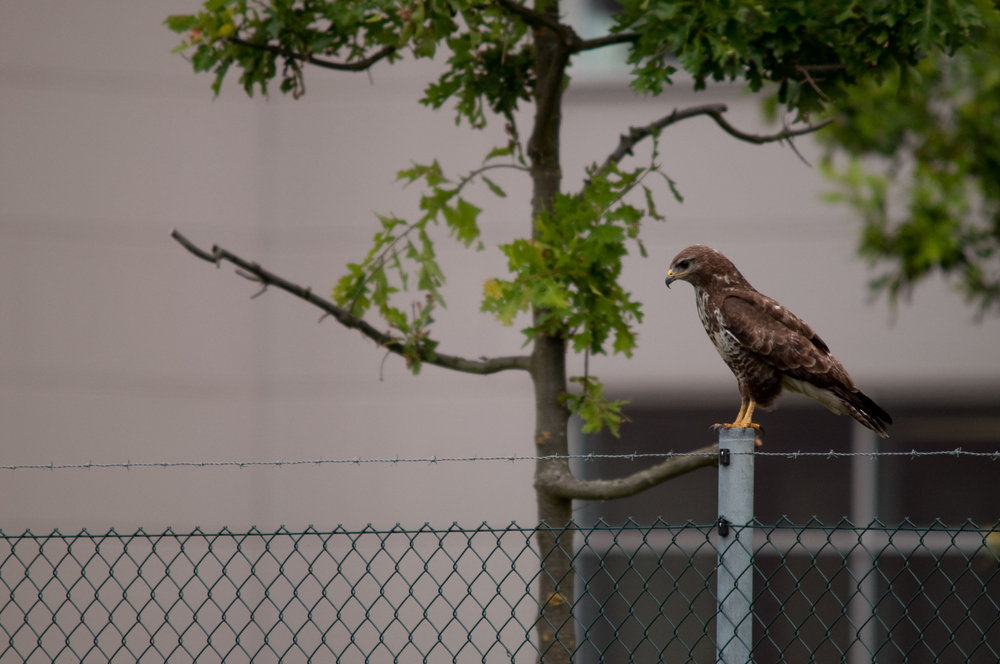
[2,1,997,532]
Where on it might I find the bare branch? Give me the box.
[170,230,531,375]
[599,103,728,174]
[574,32,639,52]
[171,228,219,263]
[774,63,846,75]
[794,64,832,102]
[708,109,833,145]
[783,134,812,168]
[599,103,832,175]
[536,443,719,500]
[229,38,396,72]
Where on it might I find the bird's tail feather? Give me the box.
[839,388,892,438]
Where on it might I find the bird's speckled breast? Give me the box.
[695,287,781,402]
[695,290,740,367]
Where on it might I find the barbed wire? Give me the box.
[1,447,998,471]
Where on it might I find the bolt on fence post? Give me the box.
[716,426,756,664]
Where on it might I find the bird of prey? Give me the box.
[665,245,891,437]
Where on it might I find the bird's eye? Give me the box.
[677,260,690,270]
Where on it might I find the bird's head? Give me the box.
[665,245,745,290]
[665,245,708,288]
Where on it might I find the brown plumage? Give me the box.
[665,245,891,437]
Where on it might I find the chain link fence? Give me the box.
[1,520,998,662]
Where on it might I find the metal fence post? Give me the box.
[848,421,880,664]
[716,426,756,664]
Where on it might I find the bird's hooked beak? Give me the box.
[665,269,676,289]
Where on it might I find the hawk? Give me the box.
[665,245,891,437]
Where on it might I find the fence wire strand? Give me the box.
[0,447,1000,470]
[1,447,998,471]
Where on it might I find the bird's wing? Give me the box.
[721,293,850,388]
[733,290,830,353]
[721,291,891,436]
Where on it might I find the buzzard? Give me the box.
[665,245,891,437]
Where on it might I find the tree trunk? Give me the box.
[531,334,574,662]
[528,2,574,661]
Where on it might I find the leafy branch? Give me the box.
[481,162,655,354]
[166,0,537,127]
[562,376,630,437]
[613,0,986,115]
[333,156,528,354]
[342,159,528,314]
[482,137,672,434]
[819,9,1000,317]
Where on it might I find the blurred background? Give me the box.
[2,0,998,534]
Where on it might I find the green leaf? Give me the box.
[662,173,684,203]
[413,34,437,58]
[563,376,631,437]
[643,185,664,221]
[481,176,506,198]
[165,15,198,33]
[442,198,482,247]
[484,145,514,161]
[398,161,449,187]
